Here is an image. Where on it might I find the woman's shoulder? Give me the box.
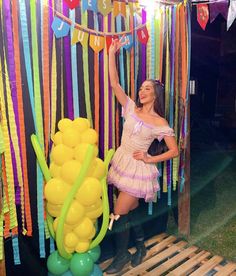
[153,116,169,128]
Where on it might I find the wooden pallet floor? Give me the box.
[100,233,236,276]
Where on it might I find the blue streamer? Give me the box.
[134,16,139,97]
[19,0,36,129]
[70,10,80,118]
[50,237,55,254]
[148,202,153,215]
[12,236,21,265]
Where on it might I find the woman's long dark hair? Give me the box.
[136,79,167,156]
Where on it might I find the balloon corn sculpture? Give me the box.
[31,118,114,276]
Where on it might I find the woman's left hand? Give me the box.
[133,150,149,163]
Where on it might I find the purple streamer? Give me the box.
[108,13,113,149]
[210,0,228,23]
[63,3,74,119]
[141,9,146,83]
[4,1,22,201]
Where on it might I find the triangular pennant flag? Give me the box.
[71,28,89,46]
[121,34,133,51]
[210,0,228,23]
[82,0,97,13]
[90,34,105,53]
[227,0,236,30]
[98,0,112,16]
[137,26,149,44]
[106,35,118,54]
[113,1,126,17]
[64,0,80,9]
[197,4,209,30]
[51,16,70,38]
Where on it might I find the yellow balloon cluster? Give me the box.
[45,118,106,254]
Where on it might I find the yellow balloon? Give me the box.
[62,128,81,148]
[53,218,73,234]
[81,129,98,144]
[61,160,81,185]
[75,177,102,206]
[85,204,103,220]
[74,143,98,163]
[84,199,102,212]
[65,200,85,225]
[49,162,61,178]
[58,118,73,132]
[51,144,73,166]
[65,246,74,254]
[75,240,90,253]
[72,118,90,132]
[52,131,63,145]
[74,217,95,239]
[47,202,62,217]
[45,178,71,205]
[64,232,79,248]
[87,227,96,239]
[90,158,106,180]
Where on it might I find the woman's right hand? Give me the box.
[109,35,128,55]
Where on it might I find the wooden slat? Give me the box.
[230,272,236,276]
[214,263,236,276]
[123,241,187,276]
[168,251,211,276]
[151,246,199,275]
[100,233,168,271]
[189,255,224,276]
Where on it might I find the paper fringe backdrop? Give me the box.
[0,0,190,265]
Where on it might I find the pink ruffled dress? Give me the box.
[107,97,175,202]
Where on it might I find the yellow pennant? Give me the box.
[89,34,105,53]
[113,1,126,17]
[98,0,112,16]
[128,2,135,16]
[71,28,89,47]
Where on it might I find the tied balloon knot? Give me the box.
[108,213,120,230]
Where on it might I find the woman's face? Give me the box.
[138,81,156,105]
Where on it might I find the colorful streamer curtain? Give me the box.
[0,0,190,262]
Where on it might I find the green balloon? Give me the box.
[70,253,94,276]
[47,251,70,276]
[87,246,101,263]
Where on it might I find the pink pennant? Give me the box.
[197,4,209,30]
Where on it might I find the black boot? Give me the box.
[105,214,131,274]
[129,209,147,267]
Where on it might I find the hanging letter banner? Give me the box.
[121,34,133,51]
[64,0,80,10]
[98,0,112,16]
[71,28,89,46]
[51,17,70,38]
[89,34,105,53]
[197,4,209,30]
[113,1,126,17]
[137,26,149,44]
[82,0,97,13]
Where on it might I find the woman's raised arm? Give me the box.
[108,37,128,107]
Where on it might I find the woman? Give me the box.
[105,37,179,274]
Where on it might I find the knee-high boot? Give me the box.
[105,214,131,274]
[129,209,147,267]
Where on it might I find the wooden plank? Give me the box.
[151,246,199,275]
[100,233,168,270]
[123,241,187,276]
[168,251,211,276]
[214,263,236,276]
[189,255,224,276]
[147,235,177,256]
[178,95,190,237]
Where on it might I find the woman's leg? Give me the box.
[105,192,139,274]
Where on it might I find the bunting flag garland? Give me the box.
[210,0,228,23]
[0,0,192,263]
[227,0,236,30]
[197,3,209,30]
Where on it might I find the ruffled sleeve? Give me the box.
[153,126,175,142]
[122,96,135,119]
